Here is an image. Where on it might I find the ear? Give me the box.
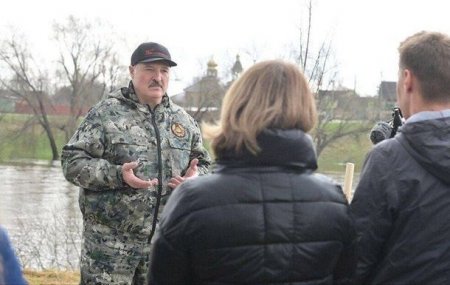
[402,69,414,93]
[129,65,135,78]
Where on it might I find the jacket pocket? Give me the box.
[109,132,155,161]
[168,137,191,177]
[88,189,157,235]
[108,132,158,180]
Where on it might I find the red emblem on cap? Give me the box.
[145,49,167,57]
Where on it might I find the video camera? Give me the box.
[369,107,404,145]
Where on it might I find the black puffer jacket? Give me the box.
[351,117,450,284]
[149,129,356,285]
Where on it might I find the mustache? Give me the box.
[149,80,163,88]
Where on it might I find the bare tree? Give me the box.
[0,17,125,160]
[292,0,373,157]
[0,33,60,160]
[100,53,129,95]
[52,15,122,141]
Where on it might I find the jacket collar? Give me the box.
[215,129,318,171]
[116,81,171,109]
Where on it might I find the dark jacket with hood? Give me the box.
[149,129,356,285]
[351,117,450,284]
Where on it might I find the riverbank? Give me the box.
[24,270,79,285]
[0,116,373,173]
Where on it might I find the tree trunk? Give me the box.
[42,121,59,161]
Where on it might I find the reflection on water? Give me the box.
[0,161,358,270]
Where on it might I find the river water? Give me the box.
[0,161,82,270]
[0,161,358,270]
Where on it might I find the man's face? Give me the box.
[129,62,170,106]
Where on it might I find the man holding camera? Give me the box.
[351,31,450,284]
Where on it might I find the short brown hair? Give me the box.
[398,31,450,102]
[203,59,317,156]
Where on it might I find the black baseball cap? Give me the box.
[130,42,177,67]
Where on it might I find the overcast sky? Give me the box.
[1,0,450,96]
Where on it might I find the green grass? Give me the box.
[0,113,69,161]
[318,133,372,173]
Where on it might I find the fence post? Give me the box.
[343,162,355,202]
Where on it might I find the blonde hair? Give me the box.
[203,59,317,156]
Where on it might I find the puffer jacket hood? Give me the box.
[216,128,318,171]
[109,81,139,105]
[397,117,450,183]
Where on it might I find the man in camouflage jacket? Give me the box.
[61,42,211,285]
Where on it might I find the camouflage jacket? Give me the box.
[61,84,211,241]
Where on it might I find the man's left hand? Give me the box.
[168,158,199,189]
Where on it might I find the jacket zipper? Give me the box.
[148,106,163,243]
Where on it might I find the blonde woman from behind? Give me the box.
[149,59,356,285]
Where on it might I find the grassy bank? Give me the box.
[0,113,373,170]
[318,133,372,173]
[0,113,68,161]
[24,270,79,285]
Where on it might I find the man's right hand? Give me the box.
[122,161,158,189]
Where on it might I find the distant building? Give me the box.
[378,81,397,103]
[317,89,379,121]
[173,60,400,123]
[231,54,243,81]
[317,81,399,122]
[13,91,92,116]
[377,80,398,119]
[5,83,104,116]
[172,55,244,122]
[0,90,16,113]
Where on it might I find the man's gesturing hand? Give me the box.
[122,161,158,189]
[168,158,199,189]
